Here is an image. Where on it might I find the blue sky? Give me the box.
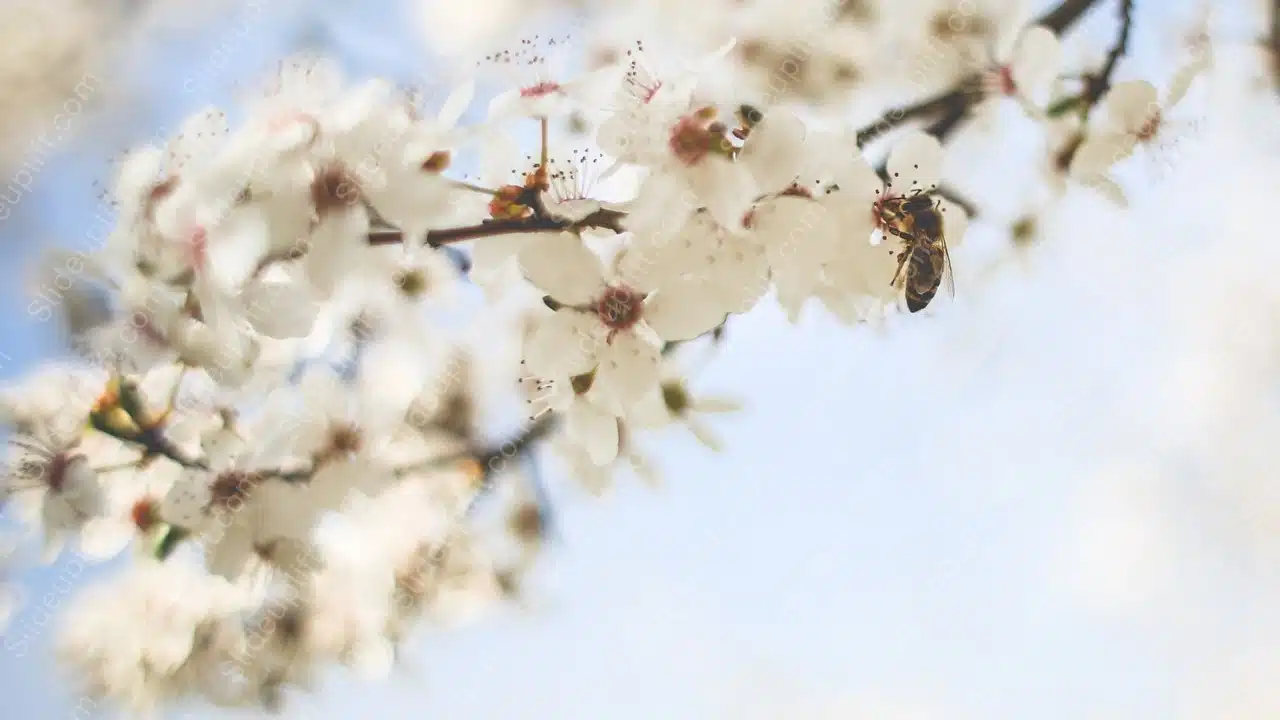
[3,0,1274,717]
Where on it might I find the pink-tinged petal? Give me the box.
[517,232,607,304]
[740,108,808,192]
[566,400,620,466]
[594,331,661,408]
[937,198,969,250]
[238,278,319,339]
[886,130,943,193]
[1166,56,1209,108]
[687,159,759,235]
[1070,132,1137,177]
[523,311,601,378]
[644,280,727,342]
[1102,81,1158,135]
[1011,26,1062,105]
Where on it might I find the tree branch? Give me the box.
[1053,0,1135,171]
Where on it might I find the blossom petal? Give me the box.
[438,79,475,128]
[740,108,808,191]
[644,280,727,342]
[687,159,758,234]
[1166,56,1209,108]
[693,394,744,413]
[566,400,620,466]
[78,518,133,561]
[238,278,319,339]
[1070,132,1137,177]
[517,232,607,304]
[1102,81,1158,135]
[937,198,970,250]
[1011,26,1062,105]
[594,331,661,408]
[886,131,943,194]
[523,311,601,378]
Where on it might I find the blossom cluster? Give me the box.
[0,0,1215,713]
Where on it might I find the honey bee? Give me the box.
[878,190,955,313]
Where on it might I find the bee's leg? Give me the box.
[889,246,909,288]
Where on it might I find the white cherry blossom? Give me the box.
[1069,56,1210,199]
[519,232,724,407]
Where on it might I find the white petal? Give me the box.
[740,108,808,191]
[523,311,601,378]
[238,279,319,339]
[207,207,272,294]
[692,395,743,413]
[687,159,758,234]
[566,400,620,466]
[469,233,534,276]
[937,198,970,250]
[353,639,395,680]
[438,79,475,128]
[594,332,661,408]
[207,529,253,580]
[644,280,727,342]
[886,131,943,194]
[685,416,724,452]
[1166,56,1209,108]
[1011,26,1062,105]
[1069,132,1137,177]
[516,232,607,304]
[78,518,133,561]
[1078,173,1129,207]
[113,146,166,213]
[1102,81,1159,135]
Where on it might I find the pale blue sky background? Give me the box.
[3,0,1276,718]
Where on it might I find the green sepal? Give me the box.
[153,524,190,560]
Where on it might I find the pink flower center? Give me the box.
[596,286,644,332]
[998,65,1016,95]
[45,453,71,493]
[268,111,316,134]
[668,113,718,166]
[1136,112,1162,142]
[520,81,563,98]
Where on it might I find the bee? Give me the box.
[878,190,955,313]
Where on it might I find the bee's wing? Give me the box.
[941,233,956,299]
